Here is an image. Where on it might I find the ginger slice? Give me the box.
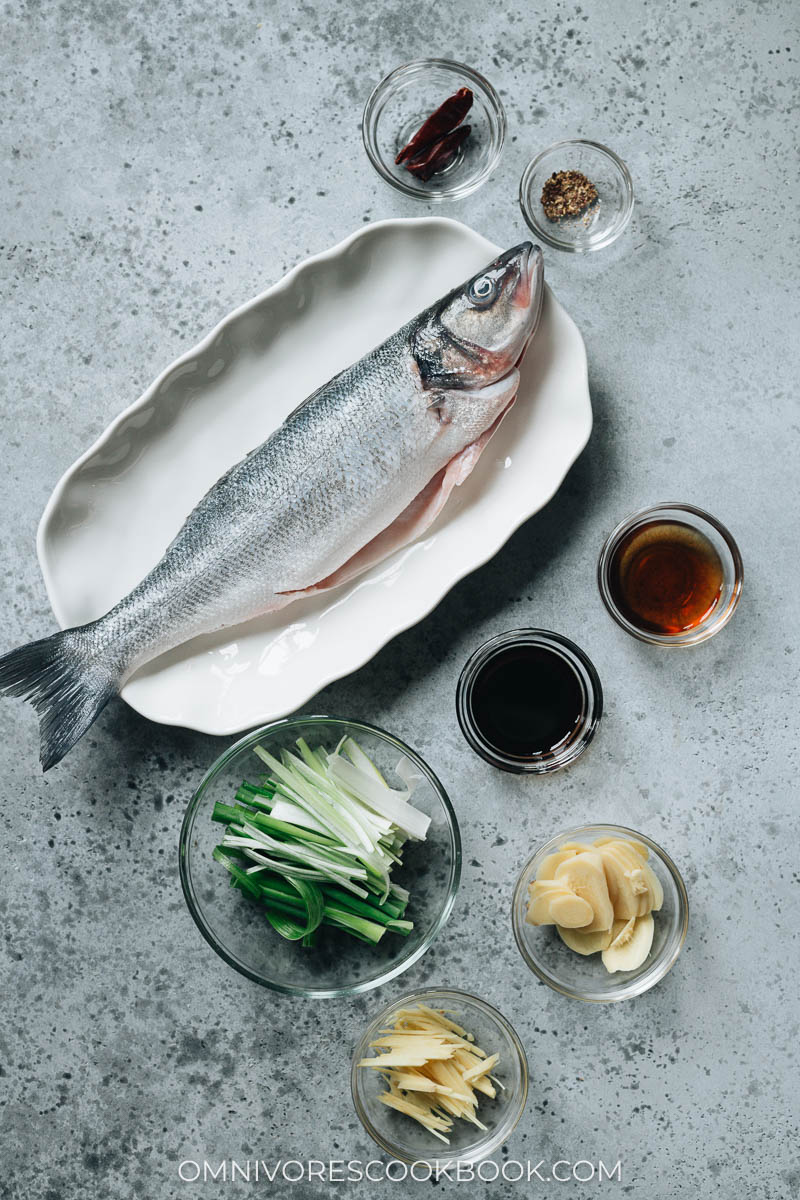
[531,836,664,973]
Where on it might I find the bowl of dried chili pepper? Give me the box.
[362,59,506,200]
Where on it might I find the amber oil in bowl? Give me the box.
[598,503,743,646]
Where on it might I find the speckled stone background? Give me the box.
[1,0,798,1196]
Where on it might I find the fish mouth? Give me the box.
[488,241,538,310]
[511,241,543,313]
[514,243,544,365]
[484,243,543,376]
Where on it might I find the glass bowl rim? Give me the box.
[455,627,603,774]
[350,986,529,1164]
[511,823,689,1002]
[361,57,507,201]
[596,501,744,646]
[178,715,462,998]
[519,138,634,252]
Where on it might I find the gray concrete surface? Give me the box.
[1,0,798,1196]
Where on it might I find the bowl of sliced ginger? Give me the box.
[512,824,689,1002]
[351,988,528,1166]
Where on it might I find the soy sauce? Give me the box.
[607,519,723,636]
[469,644,585,760]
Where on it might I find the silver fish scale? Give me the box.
[99,325,459,677]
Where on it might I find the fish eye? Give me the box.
[468,275,497,307]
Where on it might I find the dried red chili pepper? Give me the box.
[403,124,472,182]
[395,87,473,165]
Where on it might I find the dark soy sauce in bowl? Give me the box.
[456,630,602,774]
[470,644,584,759]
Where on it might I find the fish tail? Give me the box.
[0,626,119,771]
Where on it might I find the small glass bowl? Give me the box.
[179,717,461,998]
[351,988,528,1165]
[597,502,743,646]
[362,59,506,201]
[519,139,633,252]
[512,825,688,1003]
[455,629,602,774]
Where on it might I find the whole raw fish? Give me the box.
[0,242,544,768]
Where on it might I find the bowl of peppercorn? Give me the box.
[519,139,634,253]
[362,59,506,201]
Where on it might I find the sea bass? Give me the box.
[0,242,544,769]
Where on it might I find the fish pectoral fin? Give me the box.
[427,393,454,425]
[277,388,518,603]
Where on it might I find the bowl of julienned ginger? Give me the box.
[512,825,688,1002]
[351,988,528,1166]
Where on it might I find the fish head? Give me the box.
[412,242,544,391]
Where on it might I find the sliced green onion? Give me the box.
[213,735,427,950]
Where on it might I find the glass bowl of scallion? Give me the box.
[179,716,461,997]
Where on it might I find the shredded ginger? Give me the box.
[359,1004,502,1143]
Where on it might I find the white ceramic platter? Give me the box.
[38,218,591,734]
